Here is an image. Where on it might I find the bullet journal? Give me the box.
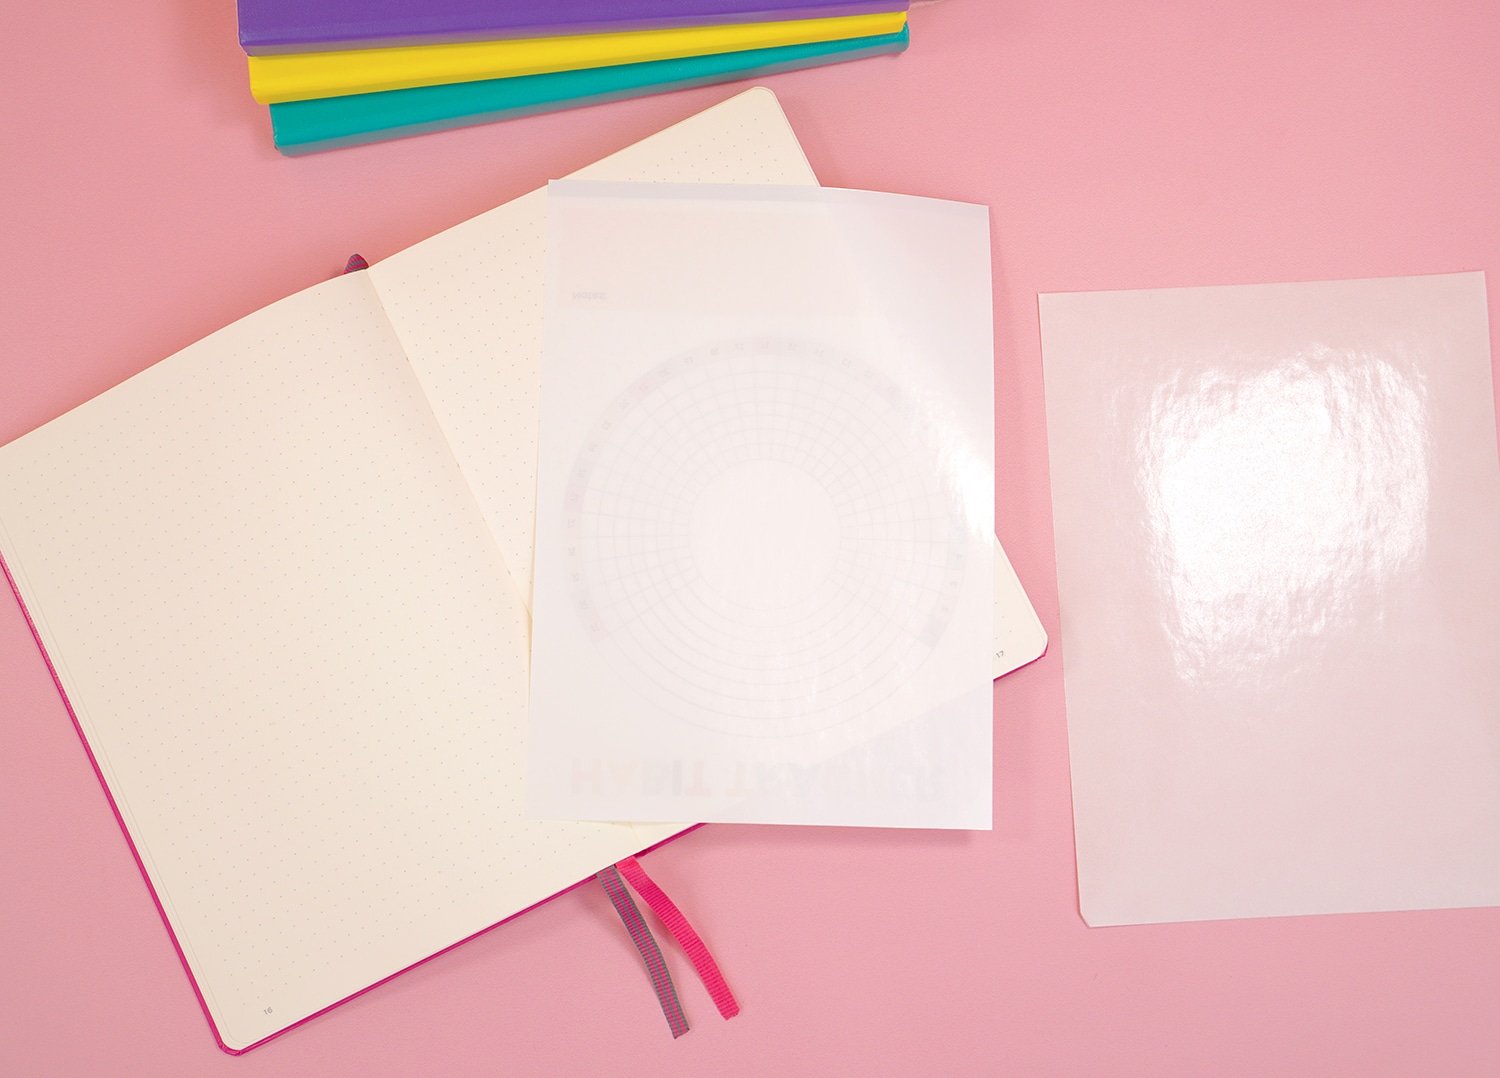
[0,87,1042,1051]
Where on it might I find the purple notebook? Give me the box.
[238,0,910,54]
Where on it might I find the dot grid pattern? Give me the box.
[0,275,670,1049]
[566,338,968,737]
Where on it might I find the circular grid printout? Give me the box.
[564,338,968,738]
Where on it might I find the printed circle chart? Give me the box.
[564,338,968,738]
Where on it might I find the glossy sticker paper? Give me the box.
[529,182,995,828]
[1040,271,1500,925]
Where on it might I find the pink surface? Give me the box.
[2,1,1498,1074]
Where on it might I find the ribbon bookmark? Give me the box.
[596,864,690,1038]
[616,855,741,1020]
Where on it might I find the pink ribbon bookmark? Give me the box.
[597,864,689,1038]
[616,855,741,1021]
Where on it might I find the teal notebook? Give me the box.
[271,26,909,154]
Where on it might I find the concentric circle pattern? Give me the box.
[564,338,967,737]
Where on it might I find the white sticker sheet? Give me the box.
[1041,272,1500,925]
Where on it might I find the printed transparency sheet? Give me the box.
[529,183,996,828]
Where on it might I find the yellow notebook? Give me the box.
[248,12,908,104]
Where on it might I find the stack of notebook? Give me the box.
[237,0,912,154]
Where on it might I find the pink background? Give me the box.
[2,0,1498,1074]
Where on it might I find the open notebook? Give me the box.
[0,88,1040,1052]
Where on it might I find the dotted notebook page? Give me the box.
[991,537,1047,676]
[0,273,649,1050]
